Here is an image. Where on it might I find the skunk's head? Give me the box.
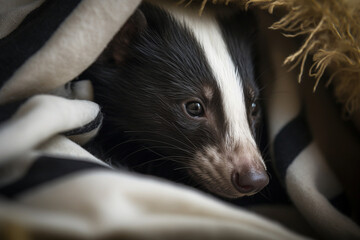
[92,2,268,198]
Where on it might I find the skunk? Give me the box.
[83,1,269,198]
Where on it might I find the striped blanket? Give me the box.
[0,0,359,239]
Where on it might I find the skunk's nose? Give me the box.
[231,169,269,194]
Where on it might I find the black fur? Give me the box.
[83,3,260,185]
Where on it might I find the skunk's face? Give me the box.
[93,2,268,198]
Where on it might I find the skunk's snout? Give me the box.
[231,167,269,195]
[192,146,269,198]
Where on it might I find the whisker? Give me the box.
[120,146,159,163]
[132,156,183,168]
[109,138,193,156]
[155,114,197,149]
[174,166,193,171]
[172,123,197,149]
[124,129,193,149]
[104,138,140,156]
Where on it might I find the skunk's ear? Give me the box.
[110,9,147,64]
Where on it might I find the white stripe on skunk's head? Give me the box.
[166,5,268,198]
[93,2,269,198]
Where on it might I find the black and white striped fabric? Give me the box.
[0,0,358,239]
[257,11,360,239]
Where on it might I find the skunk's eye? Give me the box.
[185,101,204,117]
[250,101,259,117]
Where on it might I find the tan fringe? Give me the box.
[247,0,360,114]
[178,0,245,15]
